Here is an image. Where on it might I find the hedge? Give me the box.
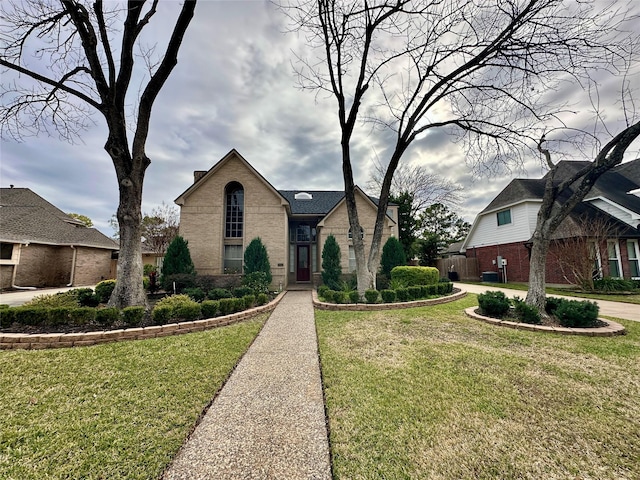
[390,266,439,286]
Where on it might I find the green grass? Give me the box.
[0,317,265,480]
[463,281,640,304]
[316,296,640,479]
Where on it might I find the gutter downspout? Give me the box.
[67,245,77,287]
[11,243,37,290]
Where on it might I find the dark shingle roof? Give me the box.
[0,188,118,249]
[481,178,545,213]
[278,190,345,215]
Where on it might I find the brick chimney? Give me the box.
[194,171,207,183]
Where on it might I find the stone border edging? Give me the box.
[464,306,626,336]
[312,288,467,311]
[0,291,287,350]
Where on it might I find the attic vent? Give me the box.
[295,192,313,200]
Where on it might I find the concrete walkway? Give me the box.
[162,290,331,480]
[456,283,640,322]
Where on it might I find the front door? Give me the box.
[296,245,310,282]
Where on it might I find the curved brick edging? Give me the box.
[464,306,626,336]
[0,292,287,350]
[312,288,467,311]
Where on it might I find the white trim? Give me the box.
[626,239,640,280]
[480,198,543,216]
[585,195,640,220]
[606,240,623,279]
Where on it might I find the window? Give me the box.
[348,226,365,240]
[496,209,512,226]
[627,240,640,279]
[225,182,244,238]
[348,245,356,272]
[607,240,622,278]
[224,245,243,274]
[0,243,14,260]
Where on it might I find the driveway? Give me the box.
[456,282,640,323]
[0,287,94,307]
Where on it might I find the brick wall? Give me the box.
[72,247,114,286]
[13,244,72,287]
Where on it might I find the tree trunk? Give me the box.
[526,228,550,312]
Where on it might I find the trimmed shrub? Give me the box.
[232,298,246,313]
[348,290,360,303]
[13,307,48,326]
[322,290,336,303]
[364,289,379,303]
[437,282,453,295]
[545,297,564,316]
[478,291,510,318]
[424,284,438,296]
[380,237,406,277]
[391,266,439,286]
[95,280,117,303]
[256,293,269,306]
[376,273,390,290]
[242,294,256,309]
[317,285,329,298]
[183,287,205,302]
[200,300,219,318]
[1,307,14,328]
[593,277,635,292]
[233,286,253,298]
[555,299,600,328]
[322,234,342,290]
[69,307,96,326]
[48,307,72,327]
[74,288,99,307]
[512,297,541,325]
[243,271,270,295]
[244,237,272,284]
[334,291,349,304]
[408,286,422,300]
[161,273,197,294]
[151,305,173,324]
[219,298,236,316]
[208,288,233,300]
[96,307,120,325]
[381,289,397,303]
[122,306,145,327]
[24,291,79,309]
[396,288,411,302]
[174,302,202,321]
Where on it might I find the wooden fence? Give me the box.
[436,256,479,282]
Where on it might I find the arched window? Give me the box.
[225,182,244,238]
[348,226,364,240]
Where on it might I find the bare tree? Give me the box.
[109,202,178,254]
[0,0,197,308]
[282,0,637,297]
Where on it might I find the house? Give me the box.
[0,187,118,290]
[175,149,398,289]
[461,159,640,284]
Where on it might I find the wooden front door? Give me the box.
[296,245,310,282]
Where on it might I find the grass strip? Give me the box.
[0,316,265,480]
[317,296,640,479]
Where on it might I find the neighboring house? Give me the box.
[462,159,640,284]
[175,149,398,289]
[0,187,118,290]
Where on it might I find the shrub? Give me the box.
[437,282,453,295]
[1,307,14,328]
[389,278,407,290]
[244,237,272,284]
[48,307,72,327]
[162,236,195,277]
[13,307,49,326]
[151,305,173,324]
[208,288,233,300]
[173,302,201,321]
[242,294,256,309]
[391,266,439,286]
[219,298,236,316]
[555,299,600,328]
[322,234,342,290]
[380,237,406,277]
[200,300,219,318]
[593,277,635,292]
[545,297,564,315]
[321,290,336,302]
[396,288,411,302]
[408,286,423,300]
[317,285,329,298]
[376,273,390,290]
[143,264,157,276]
[364,289,379,303]
[122,306,145,327]
[348,290,360,303]
[161,273,197,294]
[233,286,253,298]
[95,280,117,303]
[334,291,349,304]
[24,291,79,309]
[256,293,269,306]
[232,298,246,313]
[96,307,120,325]
[477,291,511,318]
[69,307,96,326]
[183,287,205,302]
[75,288,99,307]
[424,284,438,296]
[381,289,396,303]
[242,271,270,295]
[512,297,541,324]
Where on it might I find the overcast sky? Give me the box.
[2,0,639,237]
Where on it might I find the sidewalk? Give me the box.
[162,290,331,480]
[456,283,640,322]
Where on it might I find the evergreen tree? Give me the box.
[244,237,272,284]
[162,236,195,277]
[380,236,406,277]
[390,192,419,258]
[321,234,342,289]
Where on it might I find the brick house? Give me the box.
[0,187,118,289]
[461,159,640,284]
[175,149,398,289]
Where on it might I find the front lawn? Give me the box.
[0,317,265,480]
[316,296,640,479]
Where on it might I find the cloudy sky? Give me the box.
[2,0,639,236]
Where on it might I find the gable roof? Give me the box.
[0,188,118,249]
[278,190,345,215]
